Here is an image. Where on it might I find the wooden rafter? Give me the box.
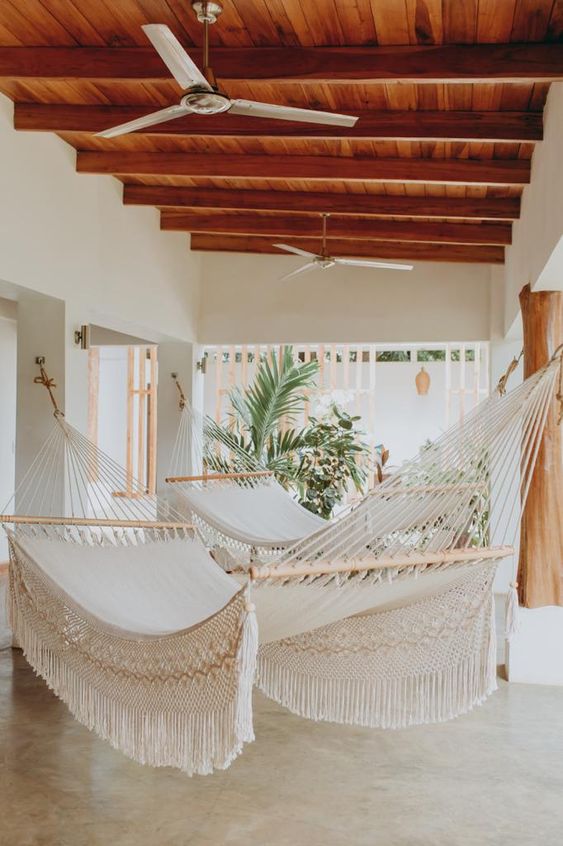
[14,104,544,143]
[160,212,512,245]
[78,152,531,186]
[189,235,504,264]
[1,44,562,83]
[124,185,521,221]
[1,1,559,267]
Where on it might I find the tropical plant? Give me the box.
[207,346,318,484]
[294,405,371,519]
[209,347,371,516]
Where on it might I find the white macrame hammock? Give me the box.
[1,354,561,776]
[165,389,325,564]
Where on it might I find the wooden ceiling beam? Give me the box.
[14,103,543,142]
[124,185,521,221]
[189,235,504,264]
[78,152,530,186]
[1,44,562,83]
[161,211,512,245]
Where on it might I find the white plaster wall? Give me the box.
[504,82,563,332]
[15,294,66,511]
[198,253,493,344]
[0,94,201,344]
[156,342,205,494]
[0,305,16,559]
[97,346,129,471]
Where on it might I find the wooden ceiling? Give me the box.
[1,1,562,265]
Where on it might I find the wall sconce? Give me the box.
[415,366,430,395]
[74,324,90,349]
[196,354,207,375]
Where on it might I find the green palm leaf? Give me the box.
[227,347,318,459]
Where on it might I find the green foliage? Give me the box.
[227,346,318,462]
[451,348,476,362]
[210,346,370,516]
[294,406,370,519]
[417,349,446,362]
[376,350,411,362]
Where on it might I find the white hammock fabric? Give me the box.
[257,564,497,728]
[174,482,325,549]
[1,412,259,775]
[167,403,324,561]
[7,526,257,776]
[2,354,560,774]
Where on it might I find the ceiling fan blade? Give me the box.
[142,24,212,91]
[96,104,191,139]
[335,258,414,271]
[274,243,318,259]
[229,99,358,127]
[279,262,319,282]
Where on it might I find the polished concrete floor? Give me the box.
[1,649,562,846]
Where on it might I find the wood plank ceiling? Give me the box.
[1,1,562,265]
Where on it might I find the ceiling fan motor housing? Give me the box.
[181,90,231,114]
[192,2,223,24]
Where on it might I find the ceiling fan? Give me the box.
[275,215,414,280]
[97,1,358,139]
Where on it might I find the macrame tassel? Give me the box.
[486,592,498,692]
[505,582,520,639]
[235,591,258,744]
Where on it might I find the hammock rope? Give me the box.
[166,382,326,559]
[256,361,559,577]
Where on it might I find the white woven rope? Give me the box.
[261,363,558,574]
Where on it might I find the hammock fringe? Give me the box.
[235,594,258,743]
[256,631,497,730]
[256,568,498,729]
[8,551,257,777]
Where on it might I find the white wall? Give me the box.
[97,346,129,471]
[504,82,563,333]
[0,94,201,344]
[14,293,67,514]
[0,300,16,559]
[199,253,493,344]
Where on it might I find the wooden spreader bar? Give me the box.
[0,515,194,530]
[165,470,273,483]
[249,544,514,581]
